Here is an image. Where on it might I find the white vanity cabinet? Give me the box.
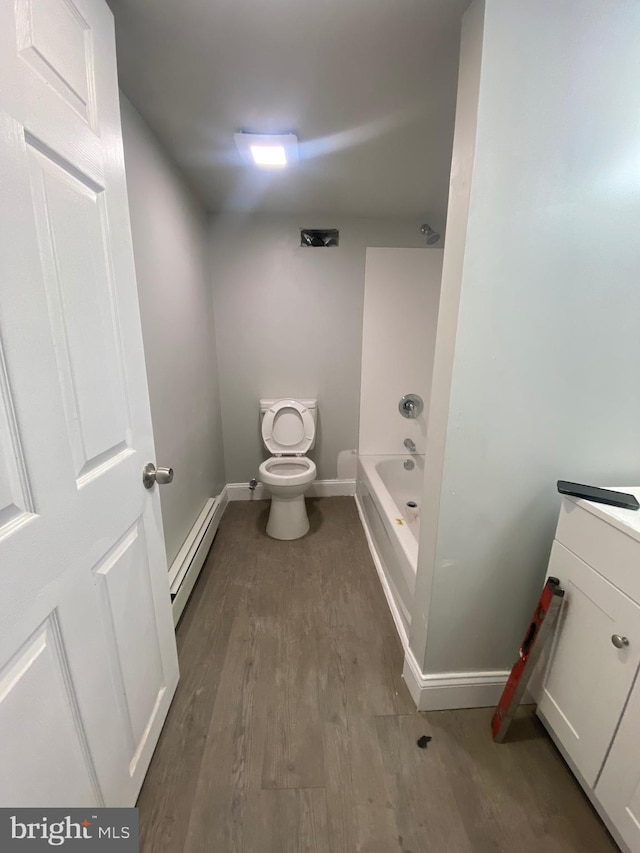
[596,673,640,850]
[535,488,640,853]
[537,540,640,786]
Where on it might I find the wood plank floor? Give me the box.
[138,498,617,853]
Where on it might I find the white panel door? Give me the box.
[596,672,640,852]
[0,0,178,806]
[537,541,640,787]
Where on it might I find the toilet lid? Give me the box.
[261,399,315,456]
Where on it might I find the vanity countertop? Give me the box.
[564,486,640,544]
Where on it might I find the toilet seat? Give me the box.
[261,399,315,456]
[259,456,316,488]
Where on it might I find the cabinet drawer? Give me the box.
[537,541,640,787]
[556,499,640,605]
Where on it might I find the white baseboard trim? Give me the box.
[310,478,356,497]
[170,487,229,626]
[354,492,410,653]
[226,478,356,501]
[402,647,512,711]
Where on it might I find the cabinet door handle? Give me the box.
[611,634,630,649]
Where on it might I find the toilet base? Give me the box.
[266,493,310,540]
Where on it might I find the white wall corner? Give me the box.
[406,0,487,677]
[402,647,426,708]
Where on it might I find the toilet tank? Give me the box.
[259,398,317,450]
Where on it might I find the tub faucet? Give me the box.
[403,438,416,453]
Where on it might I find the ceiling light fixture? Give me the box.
[234,132,298,168]
[250,144,287,166]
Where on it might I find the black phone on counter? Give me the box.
[557,481,639,511]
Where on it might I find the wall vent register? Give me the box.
[300,229,339,247]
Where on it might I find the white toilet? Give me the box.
[258,398,317,540]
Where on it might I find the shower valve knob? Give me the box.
[399,394,424,419]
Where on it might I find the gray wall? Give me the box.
[210,216,429,483]
[413,0,640,674]
[121,95,225,565]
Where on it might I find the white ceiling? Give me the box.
[108,0,468,219]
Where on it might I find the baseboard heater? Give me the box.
[168,492,227,626]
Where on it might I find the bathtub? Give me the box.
[355,454,423,643]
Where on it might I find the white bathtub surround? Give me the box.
[359,248,442,457]
[356,455,423,641]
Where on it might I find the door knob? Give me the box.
[611,634,630,649]
[143,462,174,489]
